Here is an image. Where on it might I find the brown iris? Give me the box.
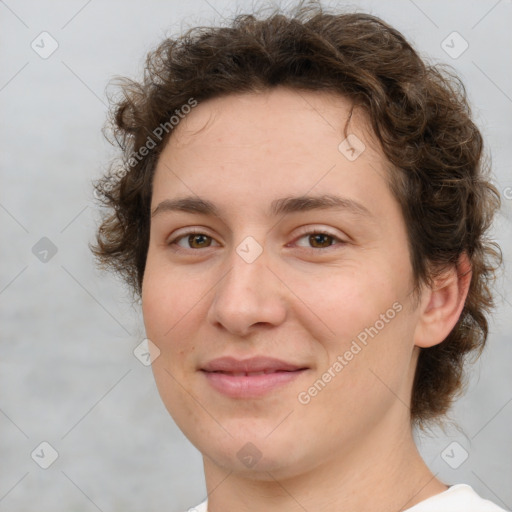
[188,234,212,248]
[308,233,334,249]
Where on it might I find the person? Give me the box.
[91,1,507,510]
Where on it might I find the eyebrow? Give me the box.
[151,194,373,219]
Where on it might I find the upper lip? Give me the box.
[201,356,308,374]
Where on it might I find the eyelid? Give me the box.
[167,225,348,251]
[293,224,344,239]
[290,225,347,250]
[167,227,221,247]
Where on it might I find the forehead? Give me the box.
[169,86,363,152]
[152,87,395,223]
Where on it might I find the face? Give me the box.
[142,87,423,479]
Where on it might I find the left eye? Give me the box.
[294,231,341,249]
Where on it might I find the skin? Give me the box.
[141,86,471,512]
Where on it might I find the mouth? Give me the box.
[206,369,302,376]
[200,356,309,398]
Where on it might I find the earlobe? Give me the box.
[414,253,472,348]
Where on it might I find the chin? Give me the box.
[195,426,312,479]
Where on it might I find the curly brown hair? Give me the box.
[91,1,502,426]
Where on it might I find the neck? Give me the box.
[202,409,447,512]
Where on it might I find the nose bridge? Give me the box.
[220,236,271,301]
[208,235,286,333]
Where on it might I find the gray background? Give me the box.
[1,0,511,511]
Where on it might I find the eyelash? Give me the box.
[167,227,346,253]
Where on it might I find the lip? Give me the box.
[200,356,309,398]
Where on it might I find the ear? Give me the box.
[413,253,472,348]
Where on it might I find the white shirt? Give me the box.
[184,484,509,511]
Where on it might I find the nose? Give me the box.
[206,243,287,337]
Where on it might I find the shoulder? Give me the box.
[182,499,208,512]
[405,484,509,512]
[181,488,509,512]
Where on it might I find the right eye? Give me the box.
[168,230,221,251]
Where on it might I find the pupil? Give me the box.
[310,234,331,248]
[190,234,209,248]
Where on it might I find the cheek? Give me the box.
[141,262,198,392]
[142,262,205,426]
[295,262,415,390]
[292,262,407,345]
[296,306,415,441]
[141,250,201,340]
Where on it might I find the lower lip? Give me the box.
[201,370,307,398]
